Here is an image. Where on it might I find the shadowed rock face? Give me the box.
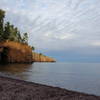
[0,47,8,63]
[0,41,33,63]
[0,41,55,63]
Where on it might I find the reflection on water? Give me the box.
[0,64,33,80]
[0,63,100,96]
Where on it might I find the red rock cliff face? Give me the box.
[0,41,33,63]
[0,41,55,63]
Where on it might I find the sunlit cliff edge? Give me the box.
[0,41,56,63]
[32,52,55,62]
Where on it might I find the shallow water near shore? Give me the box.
[0,63,100,96]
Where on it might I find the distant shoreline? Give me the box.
[0,76,99,100]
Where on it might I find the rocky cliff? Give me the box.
[0,41,33,63]
[32,52,55,62]
[0,41,55,63]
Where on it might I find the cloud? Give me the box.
[91,41,100,47]
[0,0,100,61]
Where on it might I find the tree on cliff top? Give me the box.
[22,33,28,44]
[0,9,29,45]
[3,22,10,40]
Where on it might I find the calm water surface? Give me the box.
[0,63,100,95]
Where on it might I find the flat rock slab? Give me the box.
[0,76,100,100]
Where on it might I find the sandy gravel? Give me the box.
[0,76,100,100]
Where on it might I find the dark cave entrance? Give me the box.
[0,47,8,64]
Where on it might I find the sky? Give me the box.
[0,0,100,62]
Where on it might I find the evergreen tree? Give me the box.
[17,32,22,42]
[0,9,5,41]
[31,46,35,51]
[22,33,28,44]
[9,26,17,41]
[3,22,10,40]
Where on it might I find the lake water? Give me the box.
[0,63,100,95]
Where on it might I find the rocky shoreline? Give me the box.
[0,76,99,100]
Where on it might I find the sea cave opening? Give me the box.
[0,47,8,64]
